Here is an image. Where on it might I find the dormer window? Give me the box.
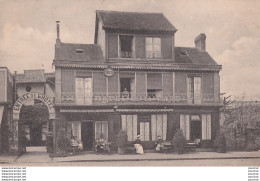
[146,37,161,59]
[76,49,83,53]
[119,35,133,58]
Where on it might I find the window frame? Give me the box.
[145,37,162,59]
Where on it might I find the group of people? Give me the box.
[70,133,165,155]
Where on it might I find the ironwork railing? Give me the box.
[59,92,219,105]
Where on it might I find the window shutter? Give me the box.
[194,77,201,104]
[61,70,74,92]
[145,122,150,141]
[161,36,172,59]
[108,72,118,96]
[136,72,146,96]
[102,121,108,141]
[133,115,138,140]
[162,114,167,140]
[207,114,211,140]
[180,115,190,140]
[95,121,102,139]
[121,115,127,131]
[151,115,157,141]
[163,73,173,97]
[127,115,133,141]
[202,114,207,140]
[135,36,145,59]
[108,34,118,58]
[72,122,81,140]
[147,73,162,89]
[93,72,106,96]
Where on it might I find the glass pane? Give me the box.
[162,114,167,140]
[127,115,133,141]
[147,52,153,58]
[154,44,161,51]
[146,37,152,44]
[95,121,102,139]
[153,37,161,45]
[146,44,153,51]
[157,115,163,139]
[121,115,127,131]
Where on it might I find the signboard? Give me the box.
[104,67,114,77]
[13,92,55,119]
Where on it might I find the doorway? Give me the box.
[190,121,202,141]
[81,122,94,150]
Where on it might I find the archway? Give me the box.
[10,92,55,155]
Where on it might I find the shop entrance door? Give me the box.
[81,122,94,150]
[190,121,202,141]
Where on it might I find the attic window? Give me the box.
[179,51,188,56]
[76,49,83,53]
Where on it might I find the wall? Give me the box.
[0,69,7,102]
[97,21,106,59]
[16,83,44,105]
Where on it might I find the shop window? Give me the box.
[71,122,81,140]
[187,76,201,104]
[180,114,190,140]
[140,122,150,141]
[121,115,137,141]
[202,114,211,140]
[151,114,167,141]
[75,77,93,105]
[119,35,134,58]
[146,37,161,58]
[95,121,108,141]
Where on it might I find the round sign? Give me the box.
[104,67,114,77]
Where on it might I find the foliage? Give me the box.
[116,130,128,148]
[172,129,186,154]
[20,105,49,128]
[214,130,226,153]
[56,128,71,156]
[0,111,9,155]
[18,125,28,152]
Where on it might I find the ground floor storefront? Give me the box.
[55,106,220,151]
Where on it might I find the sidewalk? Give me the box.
[1,146,260,164]
[53,150,260,163]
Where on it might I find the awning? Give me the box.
[117,109,173,113]
[0,106,4,125]
[60,109,114,113]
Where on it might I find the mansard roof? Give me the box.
[96,10,177,33]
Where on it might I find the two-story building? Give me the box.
[53,10,222,150]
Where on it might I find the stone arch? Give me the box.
[10,92,55,154]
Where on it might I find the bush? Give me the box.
[246,141,259,151]
[172,129,186,154]
[56,128,71,156]
[214,130,226,153]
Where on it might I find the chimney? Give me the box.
[194,33,206,51]
[56,21,61,45]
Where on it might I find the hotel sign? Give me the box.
[13,92,55,119]
[104,67,114,77]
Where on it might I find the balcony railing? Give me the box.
[59,92,220,105]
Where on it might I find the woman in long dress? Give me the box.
[134,135,144,155]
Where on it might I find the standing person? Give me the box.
[155,136,164,152]
[134,135,144,155]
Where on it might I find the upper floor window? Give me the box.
[75,77,93,105]
[187,76,201,104]
[119,35,134,58]
[147,73,162,98]
[146,37,161,59]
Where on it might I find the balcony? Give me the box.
[59,92,220,106]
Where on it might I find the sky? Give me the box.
[0,0,260,100]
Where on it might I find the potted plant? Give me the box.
[116,130,128,155]
[56,128,71,157]
[172,129,186,154]
[214,130,226,153]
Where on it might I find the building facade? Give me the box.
[15,69,55,146]
[0,67,14,153]
[53,10,222,150]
